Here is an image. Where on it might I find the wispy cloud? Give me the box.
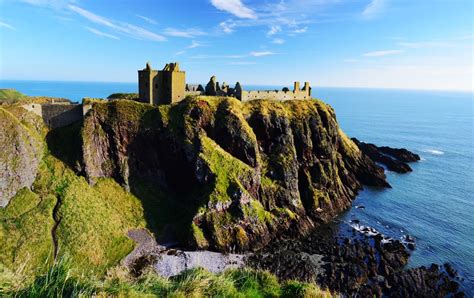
[362,0,385,18]
[187,40,208,49]
[163,27,206,38]
[250,51,275,57]
[292,26,308,34]
[228,61,257,65]
[210,0,257,19]
[68,5,166,41]
[190,54,246,59]
[21,0,72,9]
[363,50,404,57]
[136,14,157,25]
[0,21,15,30]
[272,38,285,44]
[219,20,237,34]
[85,27,119,40]
[344,59,359,63]
[397,41,454,49]
[175,51,186,55]
[267,25,281,36]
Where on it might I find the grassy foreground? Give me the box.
[0,258,334,298]
[0,98,337,297]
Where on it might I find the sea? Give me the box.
[1,80,473,293]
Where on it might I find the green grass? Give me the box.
[1,259,335,298]
[107,93,139,100]
[0,89,26,104]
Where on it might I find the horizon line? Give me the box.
[0,79,472,94]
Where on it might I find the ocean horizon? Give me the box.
[1,80,471,103]
[1,80,473,293]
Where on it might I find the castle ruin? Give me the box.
[138,62,186,105]
[138,62,312,104]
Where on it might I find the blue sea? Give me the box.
[2,80,473,293]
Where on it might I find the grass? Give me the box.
[1,259,335,298]
[107,93,139,100]
[0,89,26,104]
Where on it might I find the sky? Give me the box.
[0,0,472,91]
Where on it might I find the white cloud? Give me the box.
[228,61,257,65]
[187,40,208,49]
[250,51,275,57]
[267,25,281,36]
[363,50,404,57]
[272,38,285,44]
[136,14,157,25]
[292,26,308,34]
[219,20,237,34]
[362,0,385,18]
[344,59,359,63]
[68,5,166,41]
[190,54,246,59]
[85,27,119,40]
[0,21,15,30]
[210,0,257,19]
[163,28,206,38]
[397,41,454,49]
[21,0,73,9]
[175,51,186,55]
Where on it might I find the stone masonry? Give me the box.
[138,62,312,104]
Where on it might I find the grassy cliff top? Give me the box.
[0,89,71,105]
[0,89,26,104]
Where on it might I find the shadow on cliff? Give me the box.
[46,120,84,173]
[126,108,213,248]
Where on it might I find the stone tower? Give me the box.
[156,63,186,104]
[138,62,158,105]
[138,62,186,105]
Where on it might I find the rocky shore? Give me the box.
[248,223,464,297]
[352,138,420,173]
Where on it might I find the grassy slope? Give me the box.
[0,98,336,297]
[4,260,334,298]
[0,89,26,104]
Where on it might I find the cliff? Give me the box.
[0,107,44,206]
[81,96,389,252]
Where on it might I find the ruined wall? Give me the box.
[241,90,311,101]
[185,91,204,97]
[21,103,43,117]
[156,70,186,104]
[138,69,157,105]
[41,104,83,129]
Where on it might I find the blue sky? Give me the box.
[0,0,472,91]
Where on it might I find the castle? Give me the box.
[138,62,312,104]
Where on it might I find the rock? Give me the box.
[248,225,461,297]
[81,98,390,252]
[0,107,44,206]
[444,262,457,278]
[352,138,413,173]
[377,146,421,162]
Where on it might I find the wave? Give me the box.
[422,149,445,155]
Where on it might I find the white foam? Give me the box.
[423,149,444,155]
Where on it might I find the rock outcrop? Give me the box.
[352,138,419,173]
[81,97,389,252]
[0,108,43,206]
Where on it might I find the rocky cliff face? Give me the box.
[81,97,388,252]
[0,108,43,206]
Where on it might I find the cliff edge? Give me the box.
[81,96,389,252]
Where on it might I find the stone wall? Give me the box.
[241,89,311,101]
